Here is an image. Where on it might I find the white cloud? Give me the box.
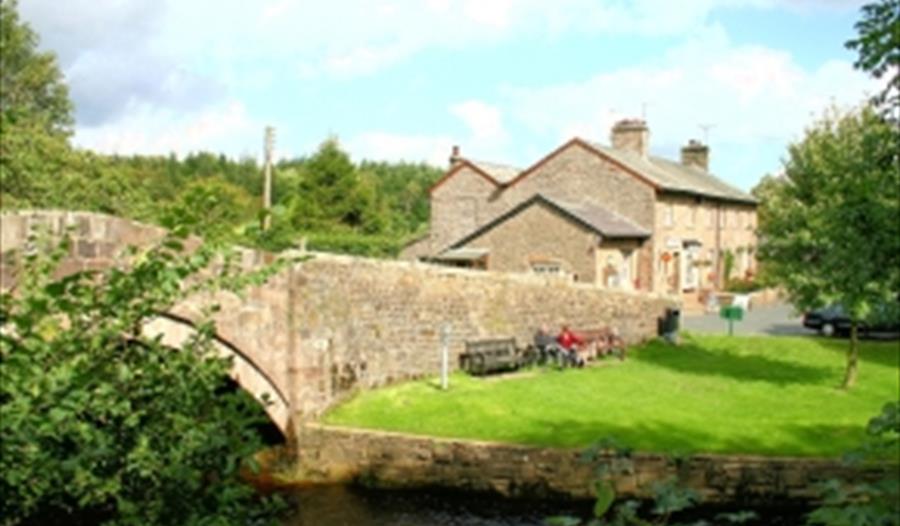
[348,99,508,164]
[74,101,264,159]
[507,27,875,144]
[503,26,877,186]
[450,100,508,144]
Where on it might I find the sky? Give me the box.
[19,0,878,191]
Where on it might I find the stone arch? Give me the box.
[141,313,291,436]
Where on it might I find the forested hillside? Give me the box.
[0,2,441,257]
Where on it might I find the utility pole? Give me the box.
[262,126,275,231]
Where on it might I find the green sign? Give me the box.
[719,306,744,321]
[719,306,744,335]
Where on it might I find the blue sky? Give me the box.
[20,0,877,191]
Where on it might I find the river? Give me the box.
[275,484,811,525]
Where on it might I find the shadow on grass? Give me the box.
[509,417,866,457]
[633,341,833,386]
[810,337,900,370]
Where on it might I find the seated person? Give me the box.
[557,325,585,368]
[533,324,563,364]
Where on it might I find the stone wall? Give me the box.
[287,253,674,420]
[428,164,503,254]
[296,423,884,504]
[457,200,601,283]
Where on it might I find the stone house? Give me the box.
[401,119,758,302]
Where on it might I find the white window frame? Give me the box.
[664,204,674,228]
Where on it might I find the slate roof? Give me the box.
[468,159,521,184]
[587,142,757,204]
[448,193,650,251]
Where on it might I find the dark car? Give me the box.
[803,303,900,337]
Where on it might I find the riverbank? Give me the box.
[285,423,888,505]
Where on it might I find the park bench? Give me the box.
[574,327,627,361]
[459,338,525,375]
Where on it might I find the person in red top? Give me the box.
[557,325,585,368]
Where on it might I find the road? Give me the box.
[681,301,812,336]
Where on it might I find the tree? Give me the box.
[0,0,74,204]
[846,0,900,115]
[160,178,259,242]
[286,137,384,234]
[758,106,900,388]
[0,231,283,525]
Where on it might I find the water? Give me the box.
[280,485,589,526]
[276,485,812,526]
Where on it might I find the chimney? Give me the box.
[449,145,461,167]
[681,139,709,171]
[610,119,650,158]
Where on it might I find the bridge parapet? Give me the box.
[2,210,678,443]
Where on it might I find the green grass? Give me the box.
[323,334,900,457]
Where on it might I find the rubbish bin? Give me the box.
[658,308,681,340]
[666,308,681,333]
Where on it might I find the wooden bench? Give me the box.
[459,338,522,375]
[574,327,627,361]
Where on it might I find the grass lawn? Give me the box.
[323,334,900,457]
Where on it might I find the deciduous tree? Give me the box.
[758,106,900,389]
[0,0,74,204]
[846,0,900,115]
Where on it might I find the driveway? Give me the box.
[682,301,812,336]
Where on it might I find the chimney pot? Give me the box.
[449,145,461,166]
[610,119,650,158]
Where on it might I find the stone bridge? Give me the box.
[0,211,675,440]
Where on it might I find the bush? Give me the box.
[0,231,282,525]
[305,230,405,258]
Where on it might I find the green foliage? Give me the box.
[285,138,383,234]
[556,438,724,526]
[757,106,900,388]
[0,0,74,204]
[807,402,900,526]
[845,0,900,112]
[0,231,283,525]
[721,250,735,284]
[0,3,441,256]
[305,230,406,258]
[160,178,259,241]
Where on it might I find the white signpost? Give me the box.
[440,324,451,390]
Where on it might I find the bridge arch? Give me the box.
[142,314,291,436]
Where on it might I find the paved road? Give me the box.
[682,301,812,336]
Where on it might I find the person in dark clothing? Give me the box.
[533,324,561,364]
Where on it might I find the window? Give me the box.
[664,204,674,228]
[532,262,562,275]
[687,206,696,228]
[707,207,715,228]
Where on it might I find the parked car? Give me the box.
[803,302,900,337]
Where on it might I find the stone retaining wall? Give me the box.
[287,254,675,419]
[295,424,882,504]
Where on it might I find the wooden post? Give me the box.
[262,126,275,231]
